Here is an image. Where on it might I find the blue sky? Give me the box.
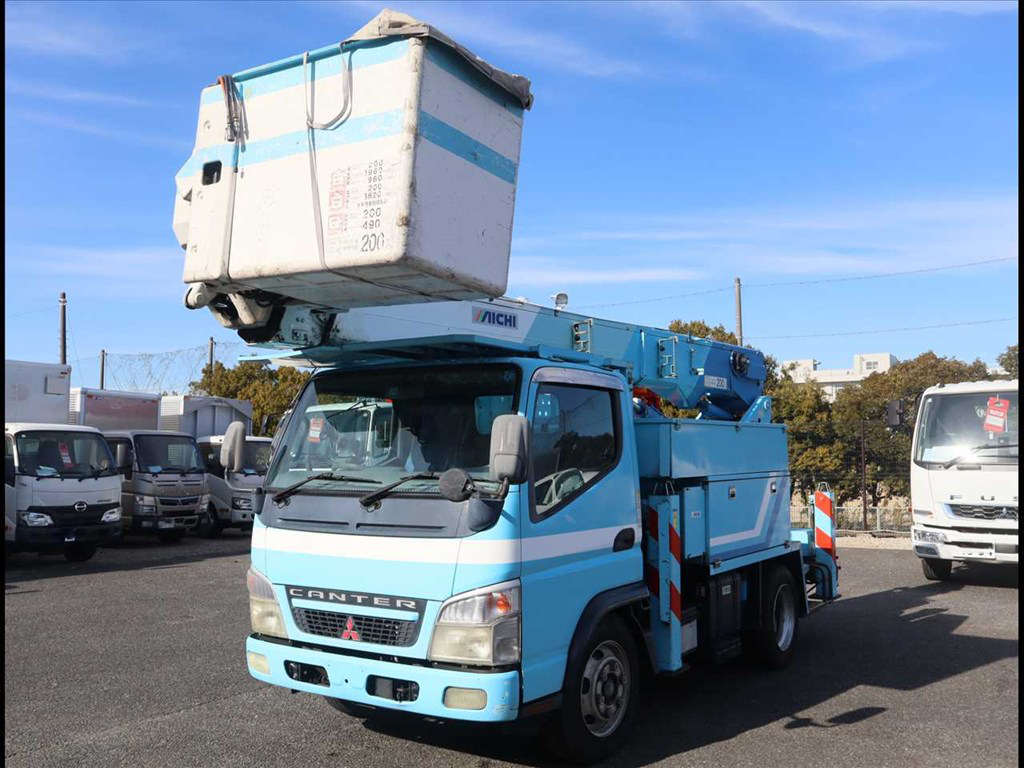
[4,0,1019,389]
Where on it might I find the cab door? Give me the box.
[518,367,641,703]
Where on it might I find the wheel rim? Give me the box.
[773,583,796,651]
[579,639,630,738]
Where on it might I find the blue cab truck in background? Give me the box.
[172,10,839,761]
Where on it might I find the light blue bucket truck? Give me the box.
[173,10,840,762]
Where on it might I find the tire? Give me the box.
[198,505,223,539]
[748,564,800,669]
[156,530,184,544]
[325,698,378,718]
[64,543,98,562]
[921,557,953,581]
[545,616,640,764]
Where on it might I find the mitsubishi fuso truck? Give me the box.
[910,379,1018,579]
[104,430,209,543]
[5,360,123,561]
[196,431,271,536]
[171,10,839,761]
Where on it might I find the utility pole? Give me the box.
[208,337,215,375]
[734,277,743,347]
[99,350,106,390]
[59,292,67,365]
[860,420,869,531]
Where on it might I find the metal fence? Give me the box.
[791,505,912,535]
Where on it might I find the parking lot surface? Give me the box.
[4,537,1018,768]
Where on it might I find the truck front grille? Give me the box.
[292,607,419,647]
[160,496,200,507]
[949,505,1017,521]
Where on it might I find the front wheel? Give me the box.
[64,543,98,562]
[545,616,639,764]
[747,564,800,669]
[921,557,953,581]
[197,505,223,539]
[325,698,378,718]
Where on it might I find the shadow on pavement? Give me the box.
[343,579,1018,766]
[3,531,251,588]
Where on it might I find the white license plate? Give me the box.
[158,520,176,530]
[64,535,76,542]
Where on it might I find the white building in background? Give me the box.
[783,353,898,402]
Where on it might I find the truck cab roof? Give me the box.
[103,429,197,440]
[5,422,103,435]
[196,435,272,444]
[923,379,1018,397]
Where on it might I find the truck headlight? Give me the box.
[135,495,157,515]
[247,566,288,639]
[914,529,947,543]
[232,496,253,511]
[101,507,122,523]
[21,512,54,527]
[429,581,520,666]
[200,493,211,507]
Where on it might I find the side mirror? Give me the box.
[885,399,905,429]
[220,421,247,474]
[489,414,530,485]
[5,456,15,486]
[114,443,134,479]
[260,414,271,435]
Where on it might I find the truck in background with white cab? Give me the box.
[911,379,1018,579]
[196,425,270,537]
[5,361,123,561]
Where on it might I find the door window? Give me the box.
[530,384,619,519]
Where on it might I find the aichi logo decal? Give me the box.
[473,307,518,329]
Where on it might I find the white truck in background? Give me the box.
[196,430,270,537]
[5,361,123,562]
[910,379,1019,579]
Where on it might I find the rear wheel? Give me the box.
[156,530,184,544]
[545,616,639,764]
[64,543,98,562]
[748,565,800,669]
[921,557,953,581]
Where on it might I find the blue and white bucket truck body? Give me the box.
[173,10,839,761]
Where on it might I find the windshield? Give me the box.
[15,430,117,478]
[266,364,520,493]
[242,441,272,475]
[134,434,204,474]
[915,390,1018,465]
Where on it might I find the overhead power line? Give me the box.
[574,256,1018,310]
[747,316,1017,341]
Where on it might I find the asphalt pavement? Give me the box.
[4,535,1019,768]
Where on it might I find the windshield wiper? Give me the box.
[359,472,438,509]
[272,471,380,504]
[943,443,1019,469]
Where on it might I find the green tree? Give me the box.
[190,361,309,436]
[831,351,989,504]
[766,368,844,498]
[997,344,1018,378]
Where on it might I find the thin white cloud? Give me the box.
[511,266,705,285]
[333,1,650,79]
[851,1,1018,16]
[4,3,144,63]
[516,195,1019,278]
[11,108,190,151]
[6,78,154,108]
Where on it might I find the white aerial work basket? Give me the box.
[173,9,532,339]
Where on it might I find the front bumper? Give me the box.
[912,524,1018,564]
[133,513,199,534]
[246,636,520,722]
[16,522,122,551]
